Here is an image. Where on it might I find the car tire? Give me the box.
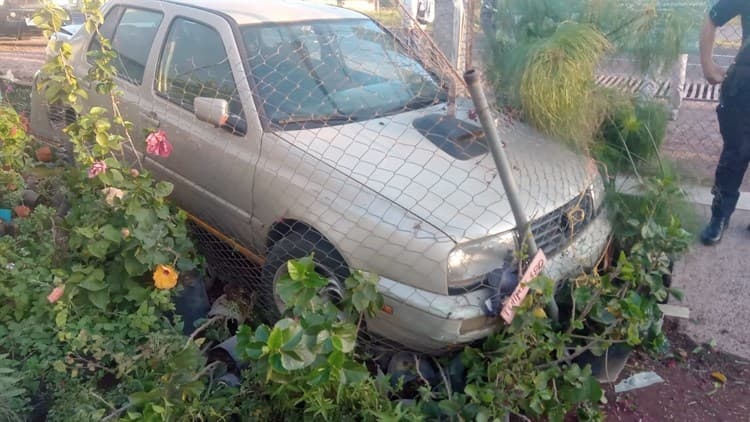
[259,231,349,321]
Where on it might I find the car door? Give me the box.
[143,8,263,252]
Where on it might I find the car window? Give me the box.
[88,8,163,85]
[155,17,244,132]
[241,19,446,129]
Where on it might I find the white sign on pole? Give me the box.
[500,250,547,324]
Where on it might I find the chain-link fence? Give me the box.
[472,0,744,194]
[9,0,722,364]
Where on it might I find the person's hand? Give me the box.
[704,62,726,85]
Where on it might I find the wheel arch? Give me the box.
[264,218,350,272]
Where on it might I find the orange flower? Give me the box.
[47,286,65,303]
[153,264,179,290]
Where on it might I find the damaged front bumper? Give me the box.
[367,208,612,354]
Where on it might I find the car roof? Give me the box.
[165,0,368,25]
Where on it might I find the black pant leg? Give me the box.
[713,104,750,219]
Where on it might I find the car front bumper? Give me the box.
[366,208,612,354]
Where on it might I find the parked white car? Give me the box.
[31,0,612,353]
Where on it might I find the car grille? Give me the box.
[530,191,597,257]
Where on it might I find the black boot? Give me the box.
[700,215,729,245]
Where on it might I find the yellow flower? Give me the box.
[153,264,179,290]
[532,307,548,319]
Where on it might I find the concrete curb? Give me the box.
[615,175,750,211]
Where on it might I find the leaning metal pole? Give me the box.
[463,68,559,321]
[463,69,537,254]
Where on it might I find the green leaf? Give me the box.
[269,354,286,375]
[74,226,96,239]
[275,277,297,309]
[154,181,174,198]
[127,203,155,225]
[95,132,108,147]
[110,169,124,184]
[287,258,311,281]
[124,280,149,302]
[87,239,110,259]
[281,349,313,371]
[352,291,369,313]
[330,336,343,352]
[88,289,110,310]
[100,224,122,243]
[280,327,304,352]
[129,390,161,406]
[627,322,642,346]
[267,319,297,350]
[55,309,67,327]
[336,328,357,353]
[327,350,345,368]
[155,206,170,220]
[560,373,602,404]
[340,361,369,385]
[438,399,460,417]
[254,325,271,343]
[78,269,106,291]
[308,367,331,386]
[124,255,146,276]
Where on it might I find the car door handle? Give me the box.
[140,111,160,128]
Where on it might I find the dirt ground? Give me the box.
[603,320,750,422]
[0,36,46,84]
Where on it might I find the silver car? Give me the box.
[31,0,611,353]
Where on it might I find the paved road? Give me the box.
[673,206,750,360]
[0,36,45,83]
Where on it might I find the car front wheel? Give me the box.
[260,231,349,321]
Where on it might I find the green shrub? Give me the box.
[517,22,611,148]
[484,0,700,152]
[595,97,669,175]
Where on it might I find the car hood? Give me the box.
[281,100,599,243]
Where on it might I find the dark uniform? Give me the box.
[703,0,750,244]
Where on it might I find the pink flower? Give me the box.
[88,161,107,179]
[146,130,173,158]
[47,286,65,304]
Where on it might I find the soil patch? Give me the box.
[603,319,750,421]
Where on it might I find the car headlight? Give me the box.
[448,231,515,290]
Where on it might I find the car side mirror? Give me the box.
[194,97,229,127]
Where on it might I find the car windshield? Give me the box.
[241,19,447,128]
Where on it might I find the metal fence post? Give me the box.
[463,69,560,320]
[463,69,538,255]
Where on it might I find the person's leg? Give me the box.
[701,104,750,244]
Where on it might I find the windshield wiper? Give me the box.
[276,113,356,125]
[381,95,442,116]
[404,96,442,110]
